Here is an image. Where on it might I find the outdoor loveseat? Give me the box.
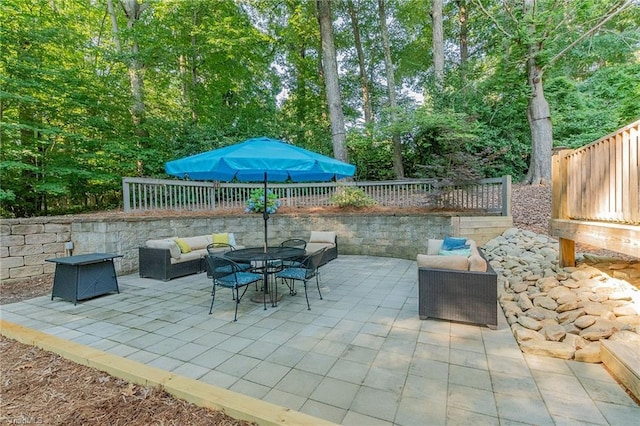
[417,238,498,329]
[139,233,243,281]
[305,231,338,265]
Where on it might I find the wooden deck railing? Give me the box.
[122,176,512,216]
[551,119,640,264]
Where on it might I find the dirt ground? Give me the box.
[1,183,636,424]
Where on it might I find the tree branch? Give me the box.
[542,0,633,71]
[471,0,513,39]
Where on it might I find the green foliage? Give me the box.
[1,0,638,216]
[346,130,396,181]
[330,186,377,209]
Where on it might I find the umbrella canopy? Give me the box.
[165,137,355,183]
[165,137,356,249]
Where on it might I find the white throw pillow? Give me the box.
[310,231,336,244]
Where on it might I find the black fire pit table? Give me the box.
[46,253,123,305]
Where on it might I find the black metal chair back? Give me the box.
[206,242,236,254]
[205,255,262,321]
[279,238,307,249]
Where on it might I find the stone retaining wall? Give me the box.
[0,219,72,281]
[1,212,512,282]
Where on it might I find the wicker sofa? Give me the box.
[417,238,498,329]
[304,231,338,265]
[139,233,243,281]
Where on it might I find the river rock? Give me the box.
[556,301,580,313]
[574,315,597,329]
[615,315,640,326]
[513,282,530,293]
[563,333,588,350]
[526,307,557,321]
[571,270,592,281]
[542,324,566,341]
[588,293,609,303]
[581,301,609,316]
[518,316,542,331]
[613,304,639,316]
[512,326,545,343]
[518,294,534,311]
[502,301,523,317]
[562,279,581,289]
[579,319,621,341]
[520,340,575,359]
[609,291,633,301]
[564,323,581,335]
[574,342,601,363]
[534,296,558,311]
[557,308,585,324]
[483,228,640,363]
[548,285,573,300]
[556,293,578,305]
[538,277,559,292]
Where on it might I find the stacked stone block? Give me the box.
[1,212,511,285]
[1,220,71,281]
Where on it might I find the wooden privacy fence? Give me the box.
[122,176,512,216]
[551,119,640,264]
[554,120,639,224]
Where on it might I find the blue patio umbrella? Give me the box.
[165,137,356,248]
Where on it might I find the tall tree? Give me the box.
[347,0,374,126]
[107,0,149,138]
[378,0,404,178]
[432,0,444,92]
[317,0,349,162]
[473,0,636,184]
[457,0,469,65]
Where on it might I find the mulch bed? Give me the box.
[0,337,255,425]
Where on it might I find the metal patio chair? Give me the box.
[275,247,326,310]
[206,255,262,321]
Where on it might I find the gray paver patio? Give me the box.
[1,255,638,425]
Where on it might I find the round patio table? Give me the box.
[223,246,305,308]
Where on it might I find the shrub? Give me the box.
[330,187,377,208]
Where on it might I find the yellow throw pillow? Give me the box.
[212,233,229,245]
[175,238,191,253]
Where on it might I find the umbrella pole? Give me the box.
[263,173,268,252]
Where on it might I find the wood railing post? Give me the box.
[501,175,511,217]
[122,178,131,213]
[552,149,575,267]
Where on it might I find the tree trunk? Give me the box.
[107,0,148,140]
[525,60,553,185]
[523,0,552,185]
[378,0,404,178]
[432,0,444,92]
[457,0,468,65]
[347,0,373,126]
[179,7,199,123]
[317,0,349,163]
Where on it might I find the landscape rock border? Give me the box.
[483,228,640,363]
